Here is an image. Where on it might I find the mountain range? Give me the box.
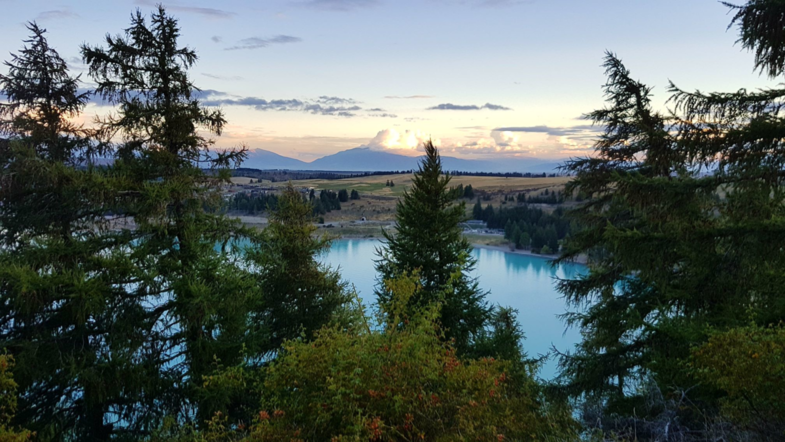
[242,147,565,174]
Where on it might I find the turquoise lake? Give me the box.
[319,239,586,379]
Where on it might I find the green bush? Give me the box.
[692,324,785,437]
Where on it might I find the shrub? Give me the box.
[248,275,577,441]
[692,324,785,437]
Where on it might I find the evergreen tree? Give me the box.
[249,183,350,357]
[472,198,483,220]
[337,188,349,202]
[375,141,490,354]
[82,6,263,426]
[530,229,545,251]
[350,189,360,200]
[0,24,151,440]
[558,4,785,430]
[519,231,531,250]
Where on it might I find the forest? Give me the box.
[0,1,783,441]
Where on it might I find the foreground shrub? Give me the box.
[0,356,32,442]
[248,275,577,441]
[692,324,785,439]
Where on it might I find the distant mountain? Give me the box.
[307,147,419,171]
[241,149,309,170]
[238,146,565,174]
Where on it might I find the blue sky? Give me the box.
[0,0,775,161]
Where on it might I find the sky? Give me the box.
[0,0,776,162]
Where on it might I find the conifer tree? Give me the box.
[375,141,490,354]
[249,183,350,357]
[82,6,263,426]
[0,23,154,440]
[558,1,785,430]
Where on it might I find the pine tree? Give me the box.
[557,3,785,429]
[249,183,350,357]
[472,198,483,220]
[82,6,263,426]
[0,23,154,440]
[375,141,490,354]
[338,189,349,202]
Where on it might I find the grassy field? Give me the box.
[232,173,574,224]
[271,174,571,197]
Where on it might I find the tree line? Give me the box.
[228,188,359,216]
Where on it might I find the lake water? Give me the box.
[319,238,586,379]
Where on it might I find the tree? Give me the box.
[375,140,490,355]
[0,356,32,442]
[350,189,360,200]
[463,184,475,199]
[472,197,483,220]
[504,219,514,239]
[557,2,785,431]
[692,324,785,438]
[519,231,531,250]
[337,188,349,202]
[0,24,151,440]
[530,229,545,251]
[82,6,263,427]
[0,22,91,162]
[249,184,350,358]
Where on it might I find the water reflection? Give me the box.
[319,239,586,379]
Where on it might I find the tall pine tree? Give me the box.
[557,0,785,432]
[82,6,264,427]
[0,23,154,441]
[375,141,490,354]
[249,183,350,358]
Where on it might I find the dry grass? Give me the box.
[231,173,574,223]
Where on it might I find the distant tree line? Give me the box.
[449,171,562,178]
[508,188,565,205]
[228,192,279,215]
[472,201,574,254]
[448,183,475,199]
[311,189,342,215]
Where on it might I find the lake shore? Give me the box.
[471,243,587,265]
[239,217,588,265]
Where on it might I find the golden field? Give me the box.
[228,174,574,224]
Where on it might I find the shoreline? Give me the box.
[236,217,588,266]
[328,233,588,266]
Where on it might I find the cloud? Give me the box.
[202,73,244,81]
[369,113,398,118]
[439,130,532,155]
[296,0,380,11]
[491,125,602,153]
[358,126,596,158]
[477,0,533,7]
[65,56,87,71]
[201,91,361,117]
[317,96,358,105]
[135,0,234,18]
[226,35,302,50]
[428,102,511,111]
[384,95,435,99]
[493,124,600,137]
[36,10,78,20]
[211,36,223,43]
[367,129,434,152]
[434,0,534,7]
